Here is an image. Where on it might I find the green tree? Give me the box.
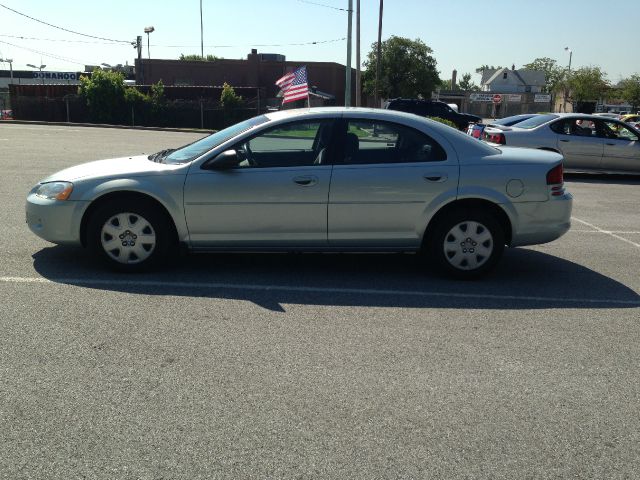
[458,72,479,91]
[179,54,220,61]
[149,80,165,113]
[362,36,440,99]
[220,82,243,110]
[78,68,128,123]
[619,74,640,110]
[567,66,610,102]
[521,57,564,93]
[439,79,452,90]
[475,65,501,74]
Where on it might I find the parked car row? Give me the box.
[482,113,640,174]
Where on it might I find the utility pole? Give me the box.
[374,0,383,107]
[355,0,360,107]
[200,0,204,58]
[136,35,143,84]
[345,0,353,107]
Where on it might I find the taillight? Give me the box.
[485,132,506,144]
[546,164,565,196]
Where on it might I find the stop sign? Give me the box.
[493,94,502,104]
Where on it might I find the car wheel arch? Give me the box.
[80,191,179,248]
[422,198,513,248]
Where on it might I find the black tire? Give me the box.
[426,208,505,280]
[87,198,175,272]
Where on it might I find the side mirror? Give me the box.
[206,149,240,170]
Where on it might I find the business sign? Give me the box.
[535,94,552,103]
[508,94,522,103]
[33,71,79,81]
[469,93,495,102]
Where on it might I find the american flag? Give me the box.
[275,66,309,104]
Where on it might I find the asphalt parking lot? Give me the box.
[1,123,639,479]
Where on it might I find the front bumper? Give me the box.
[26,193,88,246]
[509,192,573,247]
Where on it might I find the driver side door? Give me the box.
[184,119,336,247]
[598,120,640,173]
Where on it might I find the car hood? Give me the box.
[39,155,184,183]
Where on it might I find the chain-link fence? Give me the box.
[11,93,262,130]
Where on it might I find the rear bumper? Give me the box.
[26,193,87,246]
[509,192,573,247]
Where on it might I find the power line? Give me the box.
[0,34,123,45]
[0,3,132,44]
[0,40,89,66]
[295,0,349,12]
[161,37,346,48]
[0,33,346,49]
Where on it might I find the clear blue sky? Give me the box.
[0,0,637,84]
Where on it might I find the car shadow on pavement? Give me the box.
[31,246,640,311]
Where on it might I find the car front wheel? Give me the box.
[427,208,505,279]
[88,199,174,271]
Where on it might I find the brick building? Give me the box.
[135,49,357,107]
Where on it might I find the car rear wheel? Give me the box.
[427,208,505,279]
[88,199,174,271]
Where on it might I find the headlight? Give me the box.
[35,182,74,200]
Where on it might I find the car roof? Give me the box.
[262,107,497,156]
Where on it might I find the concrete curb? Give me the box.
[0,119,214,134]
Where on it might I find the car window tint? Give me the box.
[600,121,639,141]
[342,120,447,164]
[513,114,558,129]
[550,120,569,134]
[233,120,331,168]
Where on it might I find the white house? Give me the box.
[480,67,545,94]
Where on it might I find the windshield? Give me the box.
[163,115,270,164]
[512,114,558,130]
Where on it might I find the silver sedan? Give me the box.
[483,113,640,174]
[26,108,573,279]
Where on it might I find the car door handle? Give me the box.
[293,175,318,186]
[424,173,448,183]
[560,139,570,142]
[605,142,616,146]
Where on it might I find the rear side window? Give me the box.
[341,120,447,164]
[514,114,559,129]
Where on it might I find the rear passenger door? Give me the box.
[550,118,604,170]
[327,118,459,248]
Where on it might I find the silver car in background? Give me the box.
[483,113,640,174]
[26,108,572,279]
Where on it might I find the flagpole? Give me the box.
[307,66,311,108]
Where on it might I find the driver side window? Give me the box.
[233,120,334,168]
[600,121,639,141]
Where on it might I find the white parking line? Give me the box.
[1,276,638,306]
[572,217,640,249]
[570,230,640,234]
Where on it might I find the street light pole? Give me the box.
[345,0,353,107]
[374,0,383,108]
[144,26,155,60]
[355,0,360,107]
[200,0,204,59]
[27,63,46,85]
[563,46,572,112]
